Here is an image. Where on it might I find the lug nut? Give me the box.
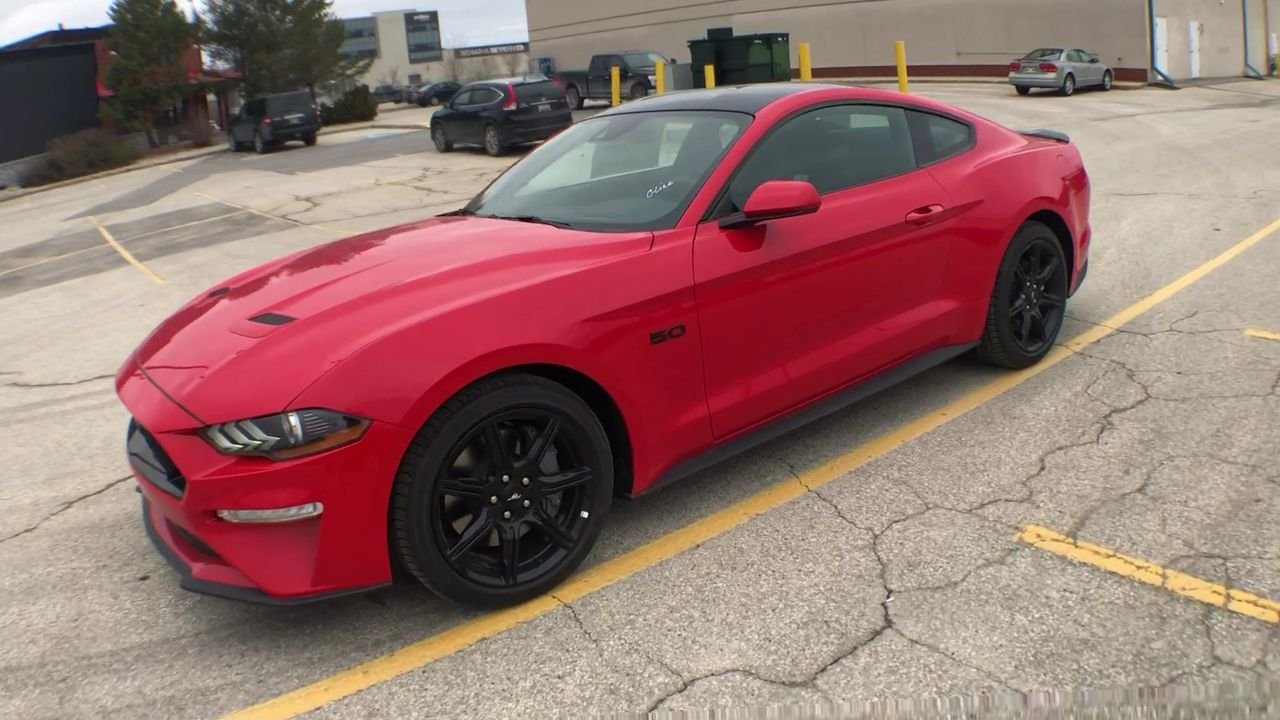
[522,499,531,508]
[502,474,510,483]
[502,510,512,520]
[489,496,498,505]
[521,477,530,486]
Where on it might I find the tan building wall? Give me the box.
[527,0,1276,81]
[528,0,1151,82]
[357,11,532,88]
[1153,0,1269,78]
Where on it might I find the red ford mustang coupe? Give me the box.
[118,83,1091,608]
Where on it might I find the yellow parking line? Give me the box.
[86,215,165,284]
[1019,525,1279,623]
[194,191,352,235]
[222,213,1280,720]
[1244,328,1280,342]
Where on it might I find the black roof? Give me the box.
[2,26,109,51]
[598,82,840,116]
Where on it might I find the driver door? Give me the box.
[692,103,957,439]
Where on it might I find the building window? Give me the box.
[403,11,442,63]
[340,17,378,59]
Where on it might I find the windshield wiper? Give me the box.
[481,214,575,229]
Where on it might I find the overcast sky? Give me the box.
[0,0,529,48]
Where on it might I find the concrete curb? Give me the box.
[0,119,430,203]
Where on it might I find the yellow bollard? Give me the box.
[894,40,909,93]
[798,42,813,81]
[704,64,716,88]
[610,65,621,106]
[655,59,666,94]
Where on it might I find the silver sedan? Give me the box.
[1008,47,1114,96]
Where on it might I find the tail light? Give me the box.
[1039,63,1058,72]
[502,84,517,110]
[1009,61,1020,70]
[262,116,272,126]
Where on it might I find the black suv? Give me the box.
[430,76,572,157]
[228,90,321,154]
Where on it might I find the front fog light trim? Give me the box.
[216,502,324,524]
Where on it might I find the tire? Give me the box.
[303,134,317,147]
[430,96,441,107]
[432,124,453,152]
[565,85,583,110]
[253,130,267,154]
[391,373,614,607]
[1015,85,1031,96]
[483,124,505,157]
[628,82,648,100]
[974,221,1070,369]
[1102,70,1113,91]
[1061,73,1076,96]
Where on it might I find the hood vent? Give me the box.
[249,312,296,326]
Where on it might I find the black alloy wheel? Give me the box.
[975,221,1069,369]
[392,374,612,607]
[432,125,452,152]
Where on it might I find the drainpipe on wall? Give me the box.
[1242,0,1265,77]
[1147,0,1178,86]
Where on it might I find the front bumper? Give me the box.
[120,361,411,604]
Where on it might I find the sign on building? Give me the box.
[403,11,443,63]
[453,42,530,58]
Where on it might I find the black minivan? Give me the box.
[430,76,572,157]
[228,90,321,154]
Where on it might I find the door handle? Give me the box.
[905,204,946,226]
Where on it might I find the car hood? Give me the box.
[126,215,653,426]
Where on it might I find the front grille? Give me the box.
[126,419,187,498]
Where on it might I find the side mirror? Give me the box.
[1089,56,1099,63]
[721,180,821,229]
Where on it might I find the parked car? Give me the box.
[1008,47,1114,96]
[430,76,572,156]
[227,90,320,154]
[415,81,463,106]
[118,82,1091,608]
[553,51,669,108]
[372,84,402,103]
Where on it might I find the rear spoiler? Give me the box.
[1018,128,1071,144]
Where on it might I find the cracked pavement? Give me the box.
[1,82,1279,719]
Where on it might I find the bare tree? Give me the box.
[503,53,526,76]
[441,50,465,82]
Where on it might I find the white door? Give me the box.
[1189,20,1202,79]
[1155,17,1170,76]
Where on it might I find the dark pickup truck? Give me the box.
[553,51,670,108]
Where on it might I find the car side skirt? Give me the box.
[637,342,977,497]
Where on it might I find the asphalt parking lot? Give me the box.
[1,81,1278,719]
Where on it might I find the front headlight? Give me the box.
[202,409,369,460]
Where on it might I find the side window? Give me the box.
[475,88,503,105]
[1067,50,1085,63]
[452,89,474,105]
[906,110,974,165]
[724,104,917,211]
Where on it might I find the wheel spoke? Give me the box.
[1040,292,1065,308]
[533,508,576,550]
[1019,309,1032,344]
[447,510,494,562]
[1035,255,1060,283]
[438,475,487,499]
[525,417,560,467]
[540,467,592,493]
[497,525,520,585]
[480,423,509,471]
[1014,265,1031,285]
[1009,297,1027,318]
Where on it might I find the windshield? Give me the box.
[464,110,751,232]
[1022,48,1062,60]
[623,52,665,68]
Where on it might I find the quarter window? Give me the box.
[724,104,917,211]
[907,110,974,164]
